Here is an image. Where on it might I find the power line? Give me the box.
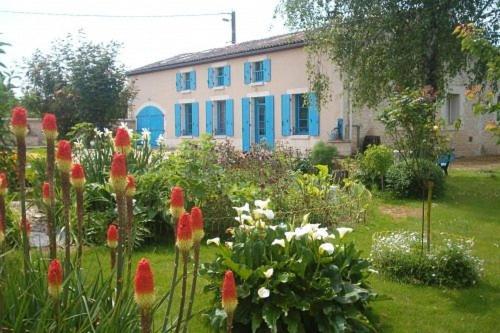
[0,9,232,19]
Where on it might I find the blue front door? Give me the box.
[136,106,165,147]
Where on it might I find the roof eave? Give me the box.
[127,41,306,76]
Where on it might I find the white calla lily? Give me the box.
[319,243,335,255]
[233,203,250,216]
[337,227,353,239]
[285,231,295,242]
[206,237,220,246]
[225,241,233,249]
[271,239,286,248]
[254,198,270,209]
[263,268,274,278]
[258,287,270,299]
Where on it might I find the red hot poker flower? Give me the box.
[42,182,52,205]
[126,175,136,197]
[10,106,28,138]
[222,270,238,314]
[42,113,58,140]
[110,153,127,193]
[47,259,63,298]
[134,258,155,309]
[176,213,193,253]
[70,163,86,190]
[169,186,185,218]
[114,127,131,154]
[56,140,72,173]
[107,224,118,248]
[190,207,205,243]
[0,172,8,196]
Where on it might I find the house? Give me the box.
[127,32,500,157]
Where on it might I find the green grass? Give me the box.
[4,167,500,332]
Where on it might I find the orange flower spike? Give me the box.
[10,106,28,138]
[176,213,193,254]
[42,113,58,141]
[114,127,131,154]
[126,175,136,197]
[0,172,8,196]
[110,153,128,194]
[134,258,155,309]
[47,259,63,299]
[42,182,52,205]
[56,140,72,173]
[107,224,118,248]
[169,186,185,218]
[70,163,86,190]
[221,270,238,314]
[190,206,205,243]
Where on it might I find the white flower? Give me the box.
[156,134,166,146]
[206,237,220,246]
[94,128,103,137]
[258,287,270,299]
[312,228,329,240]
[268,225,278,231]
[368,268,379,274]
[319,243,335,255]
[225,241,233,249]
[234,214,253,224]
[294,224,320,239]
[285,231,295,242]
[141,128,151,140]
[263,268,274,278]
[337,227,353,239]
[233,203,250,216]
[103,128,113,138]
[74,139,84,149]
[254,198,270,209]
[302,213,311,224]
[271,239,286,248]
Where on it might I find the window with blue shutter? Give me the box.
[281,94,291,136]
[207,68,214,88]
[192,102,199,136]
[294,94,309,135]
[264,95,275,148]
[182,103,193,136]
[242,98,251,151]
[308,93,319,136]
[190,71,196,90]
[226,99,234,136]
[205,101,213,134]
[214,101,226,135]
[263,59,271,82]
[224,65,231,86]
[175,104,181,136]
[253,61,264,82]
[215,67,225,87]
[176,73,182,92]
[244,62,251,84]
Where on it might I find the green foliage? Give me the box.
[386,159,446,198]
[359,145,394,189]
[371,231,483,288]
[201,204,376,332]
[279,0,497,107]
[309,141,337,171]
[22,33,136,135]
[0,37,16,151]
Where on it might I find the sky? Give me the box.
[0,0,289,81]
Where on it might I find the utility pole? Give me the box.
[231,11,236,44]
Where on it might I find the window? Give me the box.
[176,71,196,91]
[214,101,226,135]
[293,94,309,135]
[182,72,192,91]
[182,103,193,135]
[253,61,264,82]
[216,67,225,87]
[446,94,460,125]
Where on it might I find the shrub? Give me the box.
[201,201,377,333]
[310,141,338,171]
[386,159,445,198]
[371,231,483,288]
[359,145,394,189]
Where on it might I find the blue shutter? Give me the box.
[224,65,231,86]
[226,99,234,136]
[263,59,271,82]
[265,95,275,148]
[192,102,199,136]
[176,73,182,92]
[205,101,213,134]
[308,93,319,136]
[244,62,251,84]
[207,68,214,88]
[281,94,291,136]
[242,98,251,151]
[175,104,181,137]
[190,71,196,90]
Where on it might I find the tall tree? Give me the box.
[279,0,499,107]
[23,33,136,135]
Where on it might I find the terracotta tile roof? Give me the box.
[127,31,305,75]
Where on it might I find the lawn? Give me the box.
[6,166,500,332]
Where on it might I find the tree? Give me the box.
[0,37,17,149]
[23,33,136,135]
[279,0,499,107]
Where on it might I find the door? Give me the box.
[136,106,165,147]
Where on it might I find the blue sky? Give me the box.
[0,0,289,77]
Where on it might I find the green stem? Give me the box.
[174,252,189,333]
[76,189,84,268]
[61,172,71,275]
[227,312,234,333]
[162,216,180,332]
[140,308,152,333]
[116,192,127,298]
[126,196,134,283]
[183,242,200,333]
[46,139,57,260]
[426,181,434,253]
[110,248,116,270]
[17,136,30,277]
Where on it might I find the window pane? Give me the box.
[183,103,192,135]
[216,67,225,86]
[294,94,309,135]
[447,94,460,125]
[183,72,191,90]
[216,101,226,135]
[253,61,264,82]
